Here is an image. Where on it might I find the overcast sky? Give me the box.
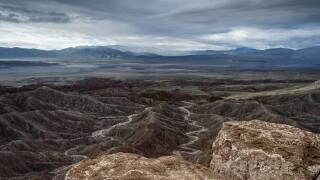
[0,0,319,53]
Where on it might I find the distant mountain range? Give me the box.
[187,46,320,61]
[0,46,319,66]
[0,46,162,59]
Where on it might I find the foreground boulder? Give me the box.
[65,152,217,180]
[210,120,320,180]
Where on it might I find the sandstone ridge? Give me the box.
[210,120,320,180]
[66,120,320,180]
[65,152,217,180]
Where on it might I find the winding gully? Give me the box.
[53,102,205,179]
[174,101,208,157]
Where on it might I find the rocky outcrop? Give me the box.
[65,152,217,180]
[65,120,320,180]
[210,120,320,180]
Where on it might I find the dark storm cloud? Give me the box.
[2,0,320,31]
[168,0,320,28]
[47,0,320,26]
[0,5,70,23]
[2,0,320,27]
[0,0,320,50]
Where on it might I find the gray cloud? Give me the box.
[168,0,320,28]
[0,5,70,23]
[0,0,320,51]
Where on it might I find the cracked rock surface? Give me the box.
[210,120,320,180]
[65,152,218,180]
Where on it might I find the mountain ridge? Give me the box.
[0,45,319,59]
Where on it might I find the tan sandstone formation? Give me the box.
[210,120,320,180]
[65,152,217,180]
[65,120,320,180]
